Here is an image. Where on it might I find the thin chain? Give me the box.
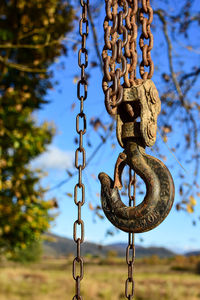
[139,0,154,79]
[101,0,154,298]
[73,1,89,299]
[125,169,136,299]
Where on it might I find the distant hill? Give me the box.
[43,233,175,258]
[109,242,175,258]
[185,251,200,257]
[43,233,117,257]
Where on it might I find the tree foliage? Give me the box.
[0,0,73,256]
[10,240,43,263]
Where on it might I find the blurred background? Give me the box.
[1,0,200,299]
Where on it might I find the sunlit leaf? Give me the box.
[89,202,94,210]
[96,212,104,219]
[189,196,197,206]
[186,204,194,213]
[66,193,73,198]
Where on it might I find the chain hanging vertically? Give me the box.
[102,0,154,116]
[99,0,175,298]
[139,0,154,80]
[102,0,139,115]
[73,1,89,299]
[125,170,136,299]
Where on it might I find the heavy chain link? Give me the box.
[103,0,139,115]
[101,1,154,297]
[102,0,154,115]
[125,169,136,299]
[73,1,89,299]
[139,0,154,79]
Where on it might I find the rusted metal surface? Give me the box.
[125,170,136,299]
[102,0,154,116]
[116,80,161,148]
[100,0,174,234]
[73,0,89,299]
[98,140,175,233]
[139,0,154,80]
[102,0,139,115]
[99,0,174,297]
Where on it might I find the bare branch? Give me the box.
[180,68,200,87]
[155,9,199,180]
[155,10,185,104]
[88,6,103,72]
[0,56,46,73]
[0,39,63,50]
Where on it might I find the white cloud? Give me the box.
[32,145,74,170]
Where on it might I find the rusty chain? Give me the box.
[102,0,154,115]
[73,1,89,299]
[125,169,136,299]
[139,0,154,80]
[72,0,154,298]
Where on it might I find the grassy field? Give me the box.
[0,257,200,300]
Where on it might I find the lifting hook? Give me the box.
[98,139,175,233]
[98,80,175,233]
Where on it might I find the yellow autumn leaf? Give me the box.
[66,192,73,198]
[186,204,194,213]
[189,196,197,206]
[26,215,33,223]
[163,135,168,143]
[73,76,79,84]
[43,18,49,26]
[33,60,40,66]
[89,202,94,211]
[5,180,12,189]
[4,225,10,233]
[49,17,55,24]
[24,93,31,99]
[162,126,172,133]
[21,243,26,249]
[18,199,24,206]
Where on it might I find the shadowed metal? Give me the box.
[99,140,175,233]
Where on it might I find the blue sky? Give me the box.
[33,1,200,254]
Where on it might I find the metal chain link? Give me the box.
[103,0,137,115]
[73,1,89,299]
[102,0,154,115]
[101,0,154,298]
[139,0,154,79]
[125,169,136,299]
[124,0,138,87]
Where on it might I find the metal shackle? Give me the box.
[98,140,175,233]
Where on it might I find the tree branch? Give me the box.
[155,10,185,104]
[0,56,46,73]
[155,9,199,179]
[88,6,103,72]
[180,68,200,87]
[0,39,62,50]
